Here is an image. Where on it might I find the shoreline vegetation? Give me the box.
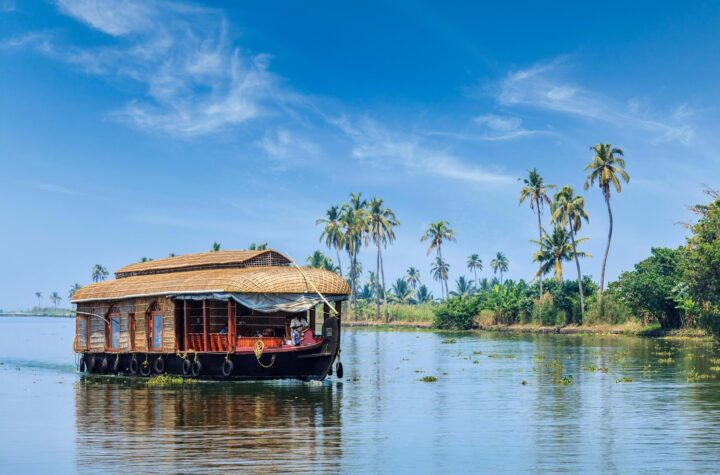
[0,307,74,318]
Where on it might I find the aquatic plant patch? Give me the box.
[616,377,633,383]
[418,376,438,383]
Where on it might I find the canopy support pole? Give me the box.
[183,301,189,352]
[202,300,208,352]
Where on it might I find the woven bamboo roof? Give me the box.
[72,266,350,303]
[115,250,291,278]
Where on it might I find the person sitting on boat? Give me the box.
[290,315,309,345]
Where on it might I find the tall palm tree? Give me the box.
[466,254,482,288]
[584,143,629,294]
[531,225,588,281]
[316,205,345,276]
[391,278,414,304]
[552,186,590,315]
[490,252,509,284]
[34,291,42,309]
[340,193,369,314]
[68,283,81,301]
[421,221,456,298]
[430,257,450,298]
[452,276,475,297]
[91,265,109,283]
[211,242,221,252]
[519,168,555,300]
[368,197,400,321]
[248,242,268,250]
[415,285,433,304]
[405,267,421,290]
[50,291,61,310]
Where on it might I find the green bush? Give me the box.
[584,292,634,325]
[432,296,480,330]
[532,293,560,326]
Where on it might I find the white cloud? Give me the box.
[13,1,286,136]
[497,57,694,144]
[333,116,514,186]
[30,182,81,195]
[256,128,319,161]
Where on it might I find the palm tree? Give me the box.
[34,291,42,309]
[50,291,61,310]
[168,253,176,257]
[519,168,555,300]
[531,225,588,281]
[368,197,400,321]
[552,186,590,315]
[306,250,338,272]
[340,193,369,313]
[415,285,434,304]
[91,265,108,283]
[317,205,345,276]
[490,252,509,284]
[391,278,414,304]
[421,221,456,298]
[211,242,221,252]
[466,254,482,288]
[584,143,630,293]
[68,283,81,301]
[366,271,379,300]
[248,242,268,250]
[140,257,153,262]
[430,257,450,298]
[452,276,475,297]
[405,267,421,290]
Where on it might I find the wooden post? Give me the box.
[202,300,208,352]
[228,299,236,352]
[335,300,342,320]
[309,306,316,335]
[183,301,189,351]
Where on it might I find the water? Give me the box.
[2,317,720,473]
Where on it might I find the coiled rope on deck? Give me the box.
[253,339,276,368]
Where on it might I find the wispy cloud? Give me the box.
[10,0,288,136]
[255,128,319,162]
[496,57,694,144]
[333,116,514,186]
[30,182,81,195]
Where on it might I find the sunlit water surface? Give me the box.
[2,317,720,473]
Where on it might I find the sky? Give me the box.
[1,0,720,309]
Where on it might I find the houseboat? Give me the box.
[71,249,350,381]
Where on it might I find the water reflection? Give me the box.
[75,380,342,474]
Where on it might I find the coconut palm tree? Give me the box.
[34,291,42,309]
[519,168,555,300]
[430,257,450,298]
[306,250,338,272]
[452,276,475,297]
[317,205,346,276]
[248,242,268,250]
[68,283,81,301]
[421,221,456,298]
[340,193,369,313]
[391,278,414,304]
[490,252,509,284]
[50,291,61,310]
[368,198,400,321]
[531,225,589,281]
[415,285,433,304]
[552,185,590,315]
[211,242,221,252]
[91,265,108,283]
[405,267,421,290]
[466,254,482,288]
[140,257,153,262]
[584,143,629,294]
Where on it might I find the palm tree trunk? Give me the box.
[336,248,343,277]
[473,269,477,289]
[600,193,613,294]
[536,204,543,320]
[380,251,388,322]
[375,239,381,321]
[438,245,447,299]
[569,225,585,319]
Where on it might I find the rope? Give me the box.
[253,339,276,368]
[286,256,339,315]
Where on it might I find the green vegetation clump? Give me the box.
[146,375,196,387]
[487,353,516,359]
[418,376,438,383]
[440,338,457,344]
[687,370,715,382]
[616,376,633,383]
[433,296,480,330]
[554,375,573,385]
[583,365,609,373]
[657,357,675,364]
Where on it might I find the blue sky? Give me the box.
[1,0,719,309]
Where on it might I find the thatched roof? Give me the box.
[71,266,350,303]
[115,250,291,278]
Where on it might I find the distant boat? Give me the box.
[71,249,349,380]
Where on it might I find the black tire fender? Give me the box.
[88,355,96,373]
[336,361,344,379]
[100,357,108,374]
[129,358,139,375]
[182,359,192,376]
[221,359,234,377]
[140,360,152,377]
[154,356,165,374]
[79,355,86,373]
[191,359,202,377]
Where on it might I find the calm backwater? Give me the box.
[2,316,720,473]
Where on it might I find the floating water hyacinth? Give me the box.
[418,376,438,383]
[616,377,632,383]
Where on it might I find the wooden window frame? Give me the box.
[128,313,136,351]
[105,306,121,351]
[148,302,163,352]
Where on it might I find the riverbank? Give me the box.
[0,312,73,318]
[344,319,711,339]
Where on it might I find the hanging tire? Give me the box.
[336,361,344,379]
[140,360,152,377]
[113,356,120,374]
[182,359,192,376]
[328,362,333,376]
[129,358,139,375]
[191,359,202,377]
[154,356,165,374]
[221,359,234,377]
[79,355,86,373]
[88,355,96,373]
[100,357,108,374]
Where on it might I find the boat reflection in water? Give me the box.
[74,378,343,473]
